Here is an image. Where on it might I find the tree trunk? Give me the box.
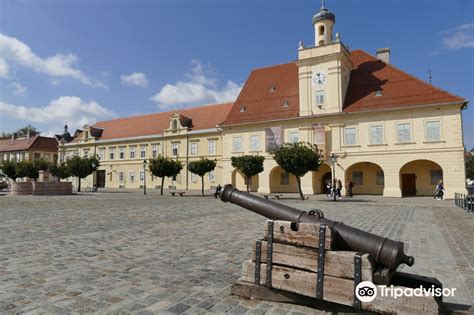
[296,175,304,200]
[246,175,250,193]
[161,176,164,195]
[201,176,204,197]
[77,177,81,192]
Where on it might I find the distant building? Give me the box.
[0,132,58,163]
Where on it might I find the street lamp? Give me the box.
[143,159,147,195]
[329,153,337,201]
[91,162,96,192]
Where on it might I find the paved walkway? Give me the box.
[0,191,472,314]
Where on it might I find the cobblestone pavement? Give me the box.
[0,190,473,314]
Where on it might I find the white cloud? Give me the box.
[0,96,116,134]
[120,72,148,88]
[0,57,9,78]
[151,60,241,109]
[10,82,27,95]
[0,34,106,87]
[441,23,474,50]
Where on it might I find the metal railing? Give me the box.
[454,193,473,212]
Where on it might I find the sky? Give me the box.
[0,0,473,148]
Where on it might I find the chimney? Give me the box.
[11,133,15,140]
[27,130,31,139]
[376,47,390,64]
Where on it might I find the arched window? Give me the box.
[319,25,325,35]
[172,119,178,129]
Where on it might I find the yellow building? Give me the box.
[61,3,468,198]
[60,103,232,191]
[219,3,468,199]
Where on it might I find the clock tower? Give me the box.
[296,0,353,116]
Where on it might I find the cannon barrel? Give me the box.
[220,184,414,271]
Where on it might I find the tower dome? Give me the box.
[312,0,336,47]
[312,1,335,24]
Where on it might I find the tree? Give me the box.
[188,158,217,196]
[466,154,474,180]
[231,155,265,193]
[0,125,39,140]
[0,160,17,181]
[14,159,48,181]
[49,162,71,181]
[272,142,321,200]
[148,156,183,195]
[66,155,100,192]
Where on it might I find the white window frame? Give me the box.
[250,135,260,151]
[369,125,384,145]
[119,147,125,159]
[119,171,125,183]
[344,127,357,146]
[396,123,412,143]
[129,147,136,159]
[140,146,147,158]
[233,136,243,152]
[425,120,441,142]
[288,130,299,144]
[109,148,115,160]
[208,170,215,182]
[129,171,135,183]
[190,142,198,156]
[172,143,179,156]
[315,90,325,105]
[98,148,105,160]
[152,145,158,158]
[208,140,216,155]
[190,172,197,183]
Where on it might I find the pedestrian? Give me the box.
[347,179,354,197]
[214,184,222,198]
[326,180,332,196]
[434,180,445,200]
[337,180,343,199]
[332,179,337,198]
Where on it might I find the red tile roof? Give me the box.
[0,135,58,153]
[221,50,465,126]
[221,63,299,126]
[343,50,465,112]
[71,102,233,142]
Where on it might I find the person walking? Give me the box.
[434,180,445,200]
[347,179,354,197]
[214,184,222,198]
[337,179,343,199]
[326,180,332,196]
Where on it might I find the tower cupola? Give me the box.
[312,0,335,47]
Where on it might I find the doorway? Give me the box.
[97,170,106,188]
[401,174,416,196]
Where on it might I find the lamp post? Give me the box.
[330,153,337,201]
[91,162,96,192]
[143,159,147,195]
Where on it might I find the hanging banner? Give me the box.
[265,126,282,152]
[313,123,326,159]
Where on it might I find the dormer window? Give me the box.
[283,100,289,107]
[240,106,246,112]
[374,90,383,97]
[269,85,276,93]
[172,119,178,129]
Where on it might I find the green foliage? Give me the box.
[66,155,100,192]
[466,154,474,180]
[0,160,17,180]
[272,142,321,199]
[188,158,217,196]
[13,159,48,181]
[0,125,39,140]
[231,155,265,192]
[49,162,71,181]
[148,156,183,195]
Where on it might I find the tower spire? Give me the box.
[321,0,326,10]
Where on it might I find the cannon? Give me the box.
[220,184,414,272]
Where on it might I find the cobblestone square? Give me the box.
[0,191,473,314]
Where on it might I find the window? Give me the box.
[44,153,50,162]
[130,147,136,159]
[376,171,384,185]
[250,135,260,151]
[233,136,242,152]
[140,146,147,158]
[99,149,105,160]
[140,171,145,182]
[119,147,125,159]
[119,171,125,183]
[288,131,299,144]
[208,170,215,182]
[83,150,89,157]
[370,125,384,145]
[129,172,135,183]
[430,170,443,185]
[319,25,325,35]
[352,171,363,185]
[152,145,158,158]
[172,143,179,156]
[315,90,325,105]
[280,172,290,185]
[190,172,197,183]
[109,148,115,160]
[172,120,178,129]
[34,153,41,160]
[344,127,357,145]
[426,121,440,142]
[397,123,411,143]
[190,142,198,156]
[208,140,216,155]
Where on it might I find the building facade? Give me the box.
[0,133,58,163]
[61,3,468,198]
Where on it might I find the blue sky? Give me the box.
[0,0,473,148]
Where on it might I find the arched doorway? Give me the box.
[312,164,332,194]
[269,166,298,193]
[345,162,384,195]
[231,169,259,192]
[399,160,442,197]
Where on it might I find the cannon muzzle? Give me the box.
[220,184,414,271]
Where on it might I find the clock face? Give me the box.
[311,71,327,86]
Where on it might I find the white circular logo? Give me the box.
[355,281,377,303]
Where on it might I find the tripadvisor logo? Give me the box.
[355,281,456,302]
